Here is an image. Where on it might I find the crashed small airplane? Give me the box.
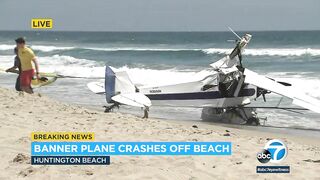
[88,31,320,125]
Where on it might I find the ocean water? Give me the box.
[0,31,320,130]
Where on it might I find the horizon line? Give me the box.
[0,29,320,33]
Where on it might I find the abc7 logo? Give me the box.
[257,139,288,163]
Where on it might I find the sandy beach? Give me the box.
[0,87,319,180]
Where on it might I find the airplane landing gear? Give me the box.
[103,103,120,113]
[142,106,149,119]
[245,117,260,126]
[201,107,260,125]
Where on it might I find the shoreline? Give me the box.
[0,87,319,179]
[86,104,320,140]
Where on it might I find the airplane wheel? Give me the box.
[104,106,113,113]
[103,103,119,113]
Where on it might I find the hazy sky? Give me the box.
[1,0,319,31]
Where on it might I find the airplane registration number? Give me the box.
[149,90,162,93]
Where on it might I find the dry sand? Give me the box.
[0,87,319,180]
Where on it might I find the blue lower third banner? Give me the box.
[31,142,232,156]
[31,156,110,165]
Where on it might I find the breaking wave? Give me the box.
[1,54,319,98]
[1,44,320,56]
[30,45,75,52]
[0,55,208,84]
[85,47,200,52]
[85,47,320,57]
[203,48,320,56]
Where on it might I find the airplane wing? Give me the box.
[243,68,320,113]
[111,93,152,108]
[87,82,105,95]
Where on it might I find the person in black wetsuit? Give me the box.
[6,47,22,91]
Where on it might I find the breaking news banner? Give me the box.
[31,156,110,165]
[31,132,95,141]
[31,142,232,156]
[30,132,232,165]
[31,132,108,165]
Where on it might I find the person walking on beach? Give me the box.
[6,47,22,91]
[15,37,40,94]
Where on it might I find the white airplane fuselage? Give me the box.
[138,72,257,108]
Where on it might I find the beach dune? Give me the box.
[0,87,319,180]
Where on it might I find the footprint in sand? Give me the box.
[303,159,320,163]
[85,170,94,176]
[16,136,30,144]
[12,153,30,164]
[18,166,35,177]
